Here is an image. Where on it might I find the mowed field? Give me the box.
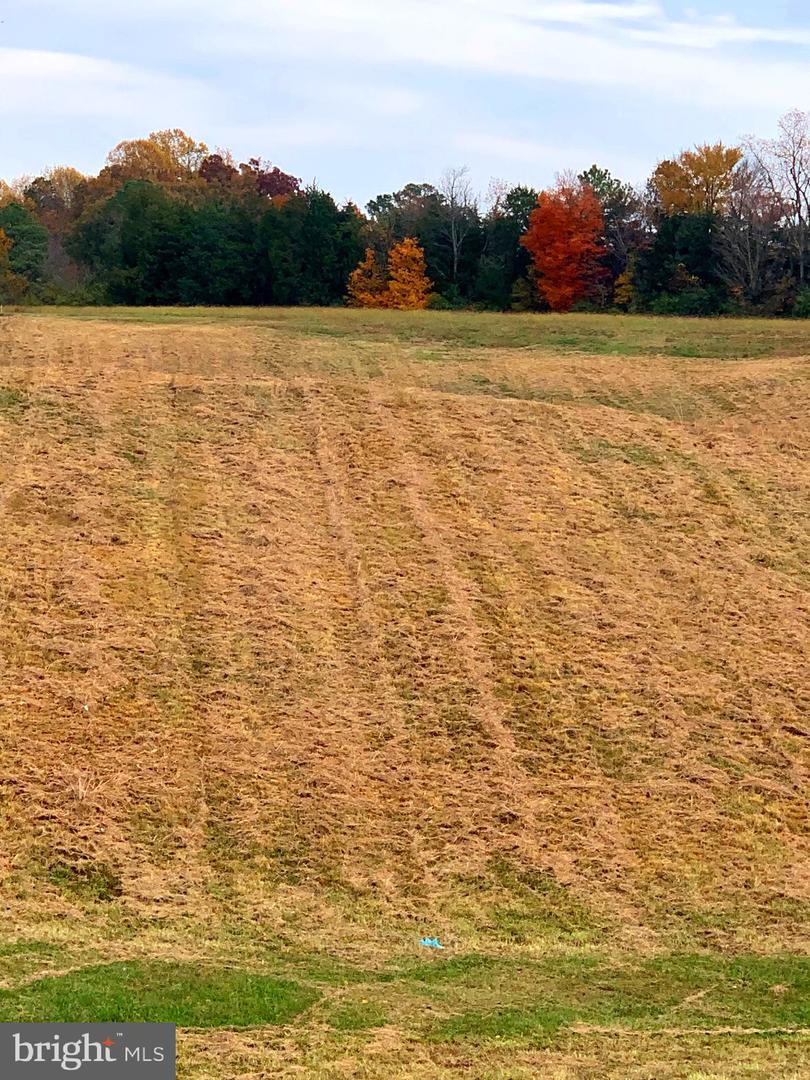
[1,308,809,1077]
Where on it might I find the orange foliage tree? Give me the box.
[520,183,605,312]
[348,237,432,310]
[384,237,431,310]
[347,247,387,307]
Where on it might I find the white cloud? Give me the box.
[624,8,810,48]
[479,1,664,24]
[0,47,209,122]
[14,2,810,113]
[184,0,810,111]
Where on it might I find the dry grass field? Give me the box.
[0,308,809,1077]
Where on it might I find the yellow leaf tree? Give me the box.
[613,255,637,310]
[103,129,208,185]
[652,143,743,215]
[348,237,432,310]
[382,237,432,310]
[149,129,209,176]
[347,247,387,307]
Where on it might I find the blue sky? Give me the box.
[2,1,809,206]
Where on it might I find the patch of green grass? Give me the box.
[588,388,702,421]
[130,806,186,864]
[424,952,810,1046]
[616,442,664,466]
[0,942,63,985]
[705,754,748,781]
[445,373,531,399]
[590,733,647,780]
[700,478,725,503]
[573,439,663,466]
[43,859,122,903]
[390,954,506,986]
[1,945,808,1054]
[413,950,810,1035]
[0,387,28,411]
[0,941,55,959]
[327,1001,389,1031]
[432,1003,575,1043]
[486,860,601,942]
[442,374,711,421]
[117,449,146,465]
[636,954,810,1028]
[289,957,373,988]
[31,307,810,359]
[0,962,319,1027]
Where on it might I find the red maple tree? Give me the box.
[521,183,605,312]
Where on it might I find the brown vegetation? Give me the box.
[0,312,808,957]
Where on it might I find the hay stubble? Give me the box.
[0,312,808,949]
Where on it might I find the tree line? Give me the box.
[5,114,810,315]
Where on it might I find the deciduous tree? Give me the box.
[612,263,636,310]
[199,152,239,187]
[383,237,432,310]
[438,166,478,285]
[366,183,446,292]
[102,130,208,188]
[239,158,300,200]
[715,160,784,308]
[150,129,209,176]
[520,182,605,312]
[347,247,387,307]
[747,110,810,281]
[651,143,743,216]
[24,167,86,236]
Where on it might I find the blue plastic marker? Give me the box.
[420,937,445,949]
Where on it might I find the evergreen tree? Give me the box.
[0,203,49,281]
[69,181,186,304]
[258,188,364,306]
[475,186,537,309]
[634,212,727,315]
[0,228,28,305]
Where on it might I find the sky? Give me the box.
[2,0,810,206]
